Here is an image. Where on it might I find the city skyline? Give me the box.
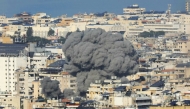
[0,0,185,17]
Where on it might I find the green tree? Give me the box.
[27,36,50,45]
[48,28,55,36]
[139,31,150,38]
[26,27,33,37]
[139,31,165,38]
[155,31,165,36]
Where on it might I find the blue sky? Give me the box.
[0,0,184,17]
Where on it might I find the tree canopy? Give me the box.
[139,31,165,38]
[27,36,50,46]
[48,28,55,36]
[26,27,33,37]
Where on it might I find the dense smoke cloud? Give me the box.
[63,89,75,98]
[121,77,129,84]
[41,77,61,98]
[63,28,138,94]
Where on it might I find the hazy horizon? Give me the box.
[0,0,184,17]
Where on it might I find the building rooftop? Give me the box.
[0,43,27,55]
[48,60,66,68]
[150,80,164,87]
[176,62,190,68]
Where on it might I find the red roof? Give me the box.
[62,72,69,75]
[62,99,71,102]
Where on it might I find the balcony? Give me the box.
[28,89,33,93]
[19,75,25,78]
[19,83,24,87]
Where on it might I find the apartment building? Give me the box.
[0,96,20,109]
[32,26,70,38]
[61,72,77,92]
[36,17,51,25]
[175,62,190,78]
[173,39,190,53]
[69,22,87,31]
[32,26,49,37]
[32,13,48,24]
[123,4,145,15]
[14,12,32,23]
[38,70,77,93]
[0,17,20,25]
[0,44,28,95]
[86,78,121,100]
[57,18,74,27]
[15,69,36,98]
[179,14,190,34]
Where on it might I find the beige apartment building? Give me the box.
[179,14,190,34]
[0,96,20,109]
[39,72,77,92]
[32,80,41,99]
[173,40,190,53]
[57,18,74,27]
[15,69,36,98]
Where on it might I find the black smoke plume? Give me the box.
[63,89,75,98]
[41,77,61,98]
[63,28,138,95]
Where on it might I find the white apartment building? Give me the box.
[45,46,65,58]
[0,55,28,95]
[69,22,87,31]
[2,17,20,24]
[123,4,145,15]
[32,26,70,38]
[5,24,34,36]
[32,13,47,24]
[30,52,51,70]
[85,24,126,36]
[32,26,49,37]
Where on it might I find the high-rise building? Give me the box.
[0,44,28,96]
[186,0,190,12]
